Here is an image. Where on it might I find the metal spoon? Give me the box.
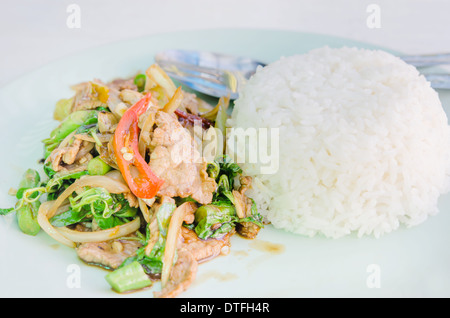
[155,50,450,99]
[155,50,265,99]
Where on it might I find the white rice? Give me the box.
[228,46,450,239]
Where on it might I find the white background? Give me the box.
[1,0,449,87]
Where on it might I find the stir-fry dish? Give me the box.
[0,64,263,297]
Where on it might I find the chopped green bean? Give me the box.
[105,261,152,293]
[17,200,41,236]
[87,156,112,176]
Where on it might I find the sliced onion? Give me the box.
[162,86,183,114]
[138,198,151,223]
[38,175,135,247]
[55,217,140,243]
[48,175,130,219]
[37,201,76,248]
[146,64,176,98]
[105,169,126,183]
[161,202,197,287]
[138,109,156,158]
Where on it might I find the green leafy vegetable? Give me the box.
[50,191,137,230]
[119,202,176,275]
[206,161,220,179]
[44,169,89,201]
[194,155,263,239]
[209,155,242,202]
[49,209,89,227]
[194,201,237,239]
[0,208,14,215]
[43,163,57,179]
[42,110,99,158]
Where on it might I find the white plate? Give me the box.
[1,29,450,298]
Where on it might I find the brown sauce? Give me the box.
[194,270,238,285]
[49,243,60,250]
[248,239,285,255]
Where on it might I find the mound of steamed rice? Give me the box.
[228,46,450,239]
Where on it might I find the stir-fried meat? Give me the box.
[238,176,252,194]
[104,79,144,118]
[76,238,142,269]
[153,248,198,298]
[120,89,143,106]
[97,136,119,170]
[123,191,139,208]
[236,222,260,239]
[233,176,261,239]
[97,112,118,134]
[62,138,83,165]
[180,227,231,262]
[179,92,199,115]
[47,137,94,172]
[154,227,231,298]
[71,81,109,112]
[148,111,216,204]
[107,78,137,92]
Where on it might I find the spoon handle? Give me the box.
[425,74,450,89]
[401,53,450,68]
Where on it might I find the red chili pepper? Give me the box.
[113,93,164,199]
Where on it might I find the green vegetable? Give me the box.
[134,74,146,92]
[0,208,13,215]
[1,168,89,230]
[105,261,152,293]
[119,202,176,275]
[46,110,98,143]
[210,155,242,202]
[196,155,263,238]
[115,200,138,218]
[87,156,112,175]
[216,155,242,181]
[43,163,57,179]
[50,191,137,230]
[69,187,113,216]
[238,198,264,227]
[45,169,89,201]
[206,161,220,179]
[95,106,110,112]
[1,167,88,234]
[14,169,42,236]
[16,200,41,236]
[42,110,98,158]
[49,208,89,227]
[16,169,41,200]
[194,201,237,239]
[46,170,88,192]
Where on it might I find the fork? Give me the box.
[155,50,450,99]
